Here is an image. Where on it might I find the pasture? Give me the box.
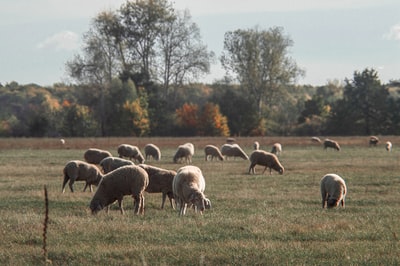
[0,136,399,265]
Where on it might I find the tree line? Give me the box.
[1,0,399,137]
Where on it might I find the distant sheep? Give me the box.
[144,143,161,161]
[138,164,176,209]
[173,143,195,164]
[311,137,321,143]
[271,143,282,155]
[226,137,236,143]
[62,160,103,193]
[320,173,347,208]
[248,150,284,175]
[323,139,340,151]
[99,156,134,174]
[117,144,145,163]
[221,143,249,160]
[60,138,65,145]
[386,141,392,152]
[253,141,260,150]
[84,148,112,164]
[90,165,149,215]
[204,145,224,161]
[369,136,379,146]
[172,165,211,216]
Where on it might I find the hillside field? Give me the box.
[0,136,399,265]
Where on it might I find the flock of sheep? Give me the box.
[61,135,392,216]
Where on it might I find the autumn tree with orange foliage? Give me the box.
[123,88,150,136]
[175,102,230,136]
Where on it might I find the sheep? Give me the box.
[311,136,322,143]
[386,141,392,152]
[204,144,224,161]
[117,144,145,163]
[369,136,379,146]
[220,143,249,160]
[172,165,211,216]
[90,165,149,215]
[271,143,282,155]
[323,139,340,151]
[144,143,161,161]
[84,148,112,164]
[62,160,103,193]
[173,143,195,164]
[138,164,176,209]
[60,138,65,145]
[320,173,347,209]
[248,150,284,175]
[99,156,134,174]
[253,141,260,150]
[226,137,236,143]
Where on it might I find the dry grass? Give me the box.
[0,136,399,265]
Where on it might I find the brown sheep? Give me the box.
[84,148,112,164]
[138,164,176,209]
[270,143,282,155]
[248,150,284,175]
[369,136,379,146]
[90,165,149,215]
[204,145,224,161]
[323,139,340,151]
[220,143,249,160]
[173,143,195,164]
[62,160,103,193]
[320,173,347,208]
[144,143,161,161]
[99,157,134,174]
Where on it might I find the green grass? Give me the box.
[0,137,399,265]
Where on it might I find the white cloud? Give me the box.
[37,31,79,51]
[384,23,400,41]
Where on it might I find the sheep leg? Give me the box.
[248,164,255,174]
[62,175,69,193]
[117,198,125,215]
[83,183,92,192]
[140,195,145,215]
[341,199,345,208]
[167,192,175,209]
[68,180,75,192]
[262,166,268,174]
[161,192,167,209]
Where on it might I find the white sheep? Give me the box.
[220,143,249,160]
[172,165,211,216]
[84,148,112,164]
[60,138,65,145]
[138,164,176,209]
[117,144,145,163]
[62,160,103,193]
[253,141,260,150]
[270,143,282,155]
[311,136,321,143]
[173,143,195,164]
[323,139,340,151]
[90,165,149,215]
[204,145,224,161]
[144,143,161,161]
[320,173,347,208]
[99,156,134,174]
[386,141,392,152]
[248,150,284,175]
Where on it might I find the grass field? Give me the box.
[0,136,399,265]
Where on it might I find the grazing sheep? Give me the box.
[248,150,284,175]
[311,136,322,143]
[386,141,392,152]
[60,138,65,145]
[204,145,224,161]
[320,173,347,209]
[90,165,149,215]
[138,164,176,209]
[226,137,236,143]
[253,141,260,150]
[172,165,211,216]
[99,156,134,174]
[117,144,145,163]
[369,136,379,146]
[323,139,340,151]
[173,143,195,164]
[271,143,282,155]
[84,148,112,164]
[220,143,249,160]
[144,143,161,161]
[62,160,103,193]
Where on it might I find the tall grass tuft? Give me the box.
[43,185,51,265]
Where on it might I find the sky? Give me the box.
[0,0,399,86]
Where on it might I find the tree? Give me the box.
[198,103,230,136]
[221,26,304,117]
[156,9,214,97]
